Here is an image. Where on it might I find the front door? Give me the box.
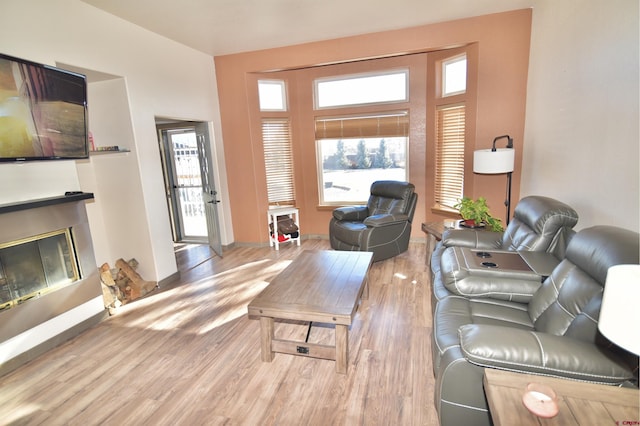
[195,122,223,257]
[164,127,208,242]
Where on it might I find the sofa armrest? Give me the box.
[440,247,543,302]
[442,229,503,249]
[363,213,409,227]
[459,324,633,384]
[333,205,368,221]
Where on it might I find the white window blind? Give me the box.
[262,118,295,206]
[434,104,465,209]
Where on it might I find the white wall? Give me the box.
[522,0,639,232]
[0,0,233,281]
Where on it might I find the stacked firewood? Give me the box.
[99,258,158,315]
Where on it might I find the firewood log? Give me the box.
[99,263,117,287]
[115,258,158,300]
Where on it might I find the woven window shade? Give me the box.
[262,118,295,205]
[434,104,465,209]
[315,112,409,139]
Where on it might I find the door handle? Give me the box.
[208,200,221,204]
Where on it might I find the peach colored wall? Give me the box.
[215,9,532,244]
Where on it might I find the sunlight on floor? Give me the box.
[5,404,42,424]
[112,259,292,334]
[394,273,420,285]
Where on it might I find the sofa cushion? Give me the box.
[459,324,633,384]
[329,220,367,246]
[432,296,533,372]
[529,226,640,340]
[367,181,415,216]
[502,196,579,251]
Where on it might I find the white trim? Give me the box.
[0,296,104,364]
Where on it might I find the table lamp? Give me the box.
[473,135,515,225]
[598,264,640,355]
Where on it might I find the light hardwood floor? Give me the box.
[1,239,437,425]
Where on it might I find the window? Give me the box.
[442,55,467,97]
[262,118,295,205]
[258,80,287,111]
[257,77,295,206]
[434,104,465,209]
[314,70,408,109]
[316,112,408,205]
[431,48,473,212]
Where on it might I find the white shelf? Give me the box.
[89,149,130,155]
[268,207,300,250]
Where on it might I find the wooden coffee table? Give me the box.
[247,250,373,374]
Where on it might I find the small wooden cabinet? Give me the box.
[268,207,300,250]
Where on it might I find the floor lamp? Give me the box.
[473,135,515,225]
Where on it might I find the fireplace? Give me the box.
[0,228,81,310]
[0,193,103,374]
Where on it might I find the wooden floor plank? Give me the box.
[0,240,437,425]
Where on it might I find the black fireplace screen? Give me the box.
[0,228,80,310]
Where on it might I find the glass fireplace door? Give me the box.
[0,228,79,310]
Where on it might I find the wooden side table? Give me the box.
[421,221,443,268]
[422,221,462,267]
[484,368,640,426]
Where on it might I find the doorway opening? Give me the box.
[156,119,223,258]
[159,126,207,243]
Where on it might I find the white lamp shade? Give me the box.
[599,264,640,355]
[474,148,515,174]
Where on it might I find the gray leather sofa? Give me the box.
[431,225,640,426]
[431,196,579,304]
[329,180,417,262]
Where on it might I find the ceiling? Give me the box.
[80,0,534,57]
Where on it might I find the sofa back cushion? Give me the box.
[528,226,640,342]
[501,196,579,253]
[367,180,415,217]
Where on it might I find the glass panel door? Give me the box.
[167,129,207,241]
[0,228,79,310]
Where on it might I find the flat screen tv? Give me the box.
[0,53,89,161]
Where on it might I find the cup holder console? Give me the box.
[481,261,498,268]
[476,251,492,258]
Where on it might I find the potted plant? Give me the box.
[454,196,504,232]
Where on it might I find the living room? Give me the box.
[0,0,637,423]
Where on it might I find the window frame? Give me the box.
[314,112,410,206]
[428,45,478,215]
[313,69,409,110]
[258,79,288,112]
[314,109,410,206]
[442,54,467,97]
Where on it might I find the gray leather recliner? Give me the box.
[431,196,579,303]
[432,225,640,426]
[329,180,417,262]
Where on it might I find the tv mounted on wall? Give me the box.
[0,53,89,162]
